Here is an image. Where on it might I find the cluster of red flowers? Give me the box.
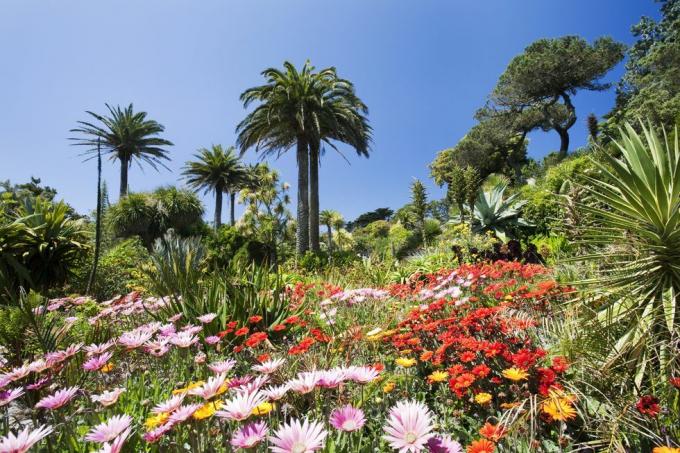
[386,262,571,404]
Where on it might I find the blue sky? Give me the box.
[0,0,659,222]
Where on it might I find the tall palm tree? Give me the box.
[319,209,343,254]
[307,74,371,252]
[182,145,248,229]
[237,61,366,255]
[70,104,173,198]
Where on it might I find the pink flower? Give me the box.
[205,336,221,345]
[83,352,113,371]
[188,374,227,400]
[158,323,176,336]
[230,421,268,449]
[262,384,289,401]
[252,358,285,374]
[27,359,50,374]
[317,369,345,388]
[269,418,327,453]
[169,331,198,348]
[95,427,131,453]
[227,375,253,389]
[344,365,380,384]
[197,313,217,324]
[0,425,53,453]
[143,339,170,357]
[118,330,153,349]
[194,352,206,364]
[383,400,435,453]
[0,388,24,407]
[91,388,125,407]
[168,313,182,323]
[168,403,202,424]
[152,394,184,414]
[84,414,133,443]
[239,375,270,394]
[208,359,236,374]
[26,377,50,391]
[216,390,266,421]
[35,386,79,410]
[426,435,463,453]
[287,372,320,394]
[329,405,366,432]
[143,423,173,443]
[84,341,115,356]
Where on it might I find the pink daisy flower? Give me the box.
[197,313,217,324]
[91,388,125,407]
[426,435,463,453]
[168,313,183,323]
[143,339,170,357]
[158,323,176,336]
[27,359,50,374]
[142,422,173,443]
[205,335,221,345]
[188,374,227,400]
[329,405,366,432]
[317,369,345,388]
[230,421,269,449]
[215,390,266,421]
[227,375,253,389]
[26,377,50,391]
[0,388,24,407]
[383,400,435,453]
[169,331,198,348]
[261,384,289,401]
[287,371,321,394]
[344,365,380,384]
[35,386,79,410]
[95,427,131,453]
[0,424,53,453]
[269,418,327,453]
[84,340,115,356]
[168,403,202,424]
[118,330,153,349]
[252,358,285,374]
[84,414,133,443]
[208,359,236,374]
[83,352,114,371]
[152,394,184,414]
[239,375,270,394]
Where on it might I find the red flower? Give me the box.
[233,345,244,353]
[271,324,286,332]
[671,377,680,389]
[257,353,271,363]
[460,351,476,363]
[551,356,569,373]
[636,395,660,417]
[244,332,268,348]
[479,422,506,442]
[234,327,250,336]
[248,315,263,324]
[471,364,491,378]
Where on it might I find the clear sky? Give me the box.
[0,0,660,222]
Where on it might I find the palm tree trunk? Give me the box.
[296,137,310,255]
[230,192,236,226]
[214,189,223,229]
[119,156,129,198]
[327,223,333,254]
[309,141,320,252]
[87,139,103,297]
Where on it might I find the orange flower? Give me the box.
[234,327,249,336]
[249,315,263,324]
[420,350,433,362]
[479,422,505,442]
[467,439,495,453]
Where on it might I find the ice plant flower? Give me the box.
[262,384,289,401]
[317,369,345,388]
[152,394,185,414]
[287,372,321,394]
[0,425,53,453]
[84,414,132,443]
[197,313,217,324]
[216,390,266,421]
[94,427,131,453]
[208,359,237,374]
[542,395,577,422]
[118,330,153,349]
[35,386,79,410]
[252,358,286,374]
[187,373,228,400]
[252,401,274,416]
[501,367,528,381]
[269,418,328,453]
[479,423,505,442]
[192,401,223,420]
[0,388,24,407]
[91,388,125,407]
[426,435,463,453]
[169,331,199,348]
[345,366,380,384]
[427,371,448,384]
[383,400,435,452]
[168,403,202,424]
[172,381,205,395]
[329,405,366,432]
[84,341,115,356]
[83,352,114,372]
[205,336,221,345]
[466,439,495,453]
[636,395,660,417]
[230,421,268,449]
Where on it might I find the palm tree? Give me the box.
[308,73,371,252]
[319,209,343,254]
[70,104,173,198]
[237,61,370,255]
[182,145,248,229]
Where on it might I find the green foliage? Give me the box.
[571,122,680,385]
[410,179,428,243]
[470,180,530,240]
[346,207,393,230]
[204,225,271,270]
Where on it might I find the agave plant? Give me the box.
[470,180,530,240]
[574,122,680,384]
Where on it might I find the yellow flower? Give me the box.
[173,381,205,395]
[503,295,513,301]
[542,396,577,422]
[145,412,169,430]
[100,363,114,373]
[502,367,529,381]
[252,401,274,416]
[193,401,223,420]
[399,349,412,356]
[653,447,680,453]
[427,371,448,383]
[383,381,396,393]
[475,392,493,405]
[395,357,416,368]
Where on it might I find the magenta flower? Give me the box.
[26,377,50,391]
[227,375,253,389]
[142,423,173,444]
[168,313,182,323]
[426,435,463,453]
[84,340,115,356]
[230,421,268,449]
[215,390,266,421]
[83,352,113,371]
[91,388,126,407]
[0,425,53,453]
[168,403,202,424]
[205,335,221,345]
[329,405,366,432]
[35,386,79,410]
[0,387,25,407]
[269,418,327,453]
[383,400,435,453]
[197,313,217,324]
[208,359,236,374]
[84,414,133,443]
